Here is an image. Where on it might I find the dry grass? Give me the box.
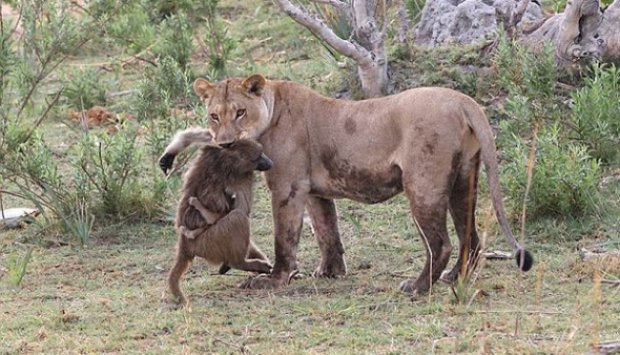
[2,182,619,354]
[2,0,619,353]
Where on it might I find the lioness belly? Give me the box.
[311,161,403,204]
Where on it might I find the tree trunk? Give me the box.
[414,0,620,65]
[351,0,388,97]
[520,0,605,66]
[272,0,388,97]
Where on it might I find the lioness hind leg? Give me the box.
[444,152,482,283]
[400,179,452,294]
[306,196,346,278]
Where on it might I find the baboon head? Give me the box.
[218,139,272,176]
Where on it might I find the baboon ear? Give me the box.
[241,74,266,96]
[193,78,215,99]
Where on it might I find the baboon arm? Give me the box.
[159,128,213,173]
[207,209,250,240]
[190,198,222,224]
[164,128,213,156]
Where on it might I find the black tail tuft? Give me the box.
[515,249,534,272]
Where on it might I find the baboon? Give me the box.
[159,128,273,305]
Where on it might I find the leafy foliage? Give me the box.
[571,64,620,164]
[494,37,603,220]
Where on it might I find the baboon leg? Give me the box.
[168,249,194,306]
[229,258,273,274]
[445,153,481,282]
[306,196,346,278]
[247,240,271,263]
[189,196,221,224]
[399,176,452,294]
[219,243,271,275]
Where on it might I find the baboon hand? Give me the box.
[159,153,176,174]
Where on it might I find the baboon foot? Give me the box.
[168,294,188,309]
[313,253,346,278]
[179,226,197,240]
[218,264,231,275]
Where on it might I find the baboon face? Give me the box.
[221,139,272,175]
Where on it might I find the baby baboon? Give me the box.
[159,128,273,305]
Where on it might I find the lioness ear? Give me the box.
[193,78,215,99]
[241,74,266,96]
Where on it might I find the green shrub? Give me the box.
[501,124,601,219]
[74,127,167,222]
[494,36,602,221]
[570,64,620,164]
[62,67,108,110]
[7,248,33,287]
[152,13,194,70]
[202,0,237,79]
[133,56,195,121]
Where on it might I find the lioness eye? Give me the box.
[236,109,246,119]
[210,113,219,122]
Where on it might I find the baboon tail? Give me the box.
[460,103,533,272]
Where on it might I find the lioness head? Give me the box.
[193,74,271,145]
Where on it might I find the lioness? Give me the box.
[171,74,533,294]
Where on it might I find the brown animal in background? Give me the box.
[159,128,273,305]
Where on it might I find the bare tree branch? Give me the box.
[272,0,372,64]
[308,0,350,13]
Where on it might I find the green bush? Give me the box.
[133,56,195,121]
[62,67,108,110]
[571,64,620,164]
[494,37,602,221]
[202,0,237,78]
[152,13,194,70]
[501,124,601,218]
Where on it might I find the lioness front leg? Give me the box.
[306,196,346,278]
[246,184,308,289]
[188,196,221,224]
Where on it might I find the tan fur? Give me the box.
[191,75,532,294]
[160,131,272,305]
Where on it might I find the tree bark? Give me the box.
[272,0,388,97]
[521,0,605,66]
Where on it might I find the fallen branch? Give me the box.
[601,279,620,287]
[597,340,620,354]
[482,250,512,260]
[579,247,620,262]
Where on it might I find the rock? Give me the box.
[414,0,543,46]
